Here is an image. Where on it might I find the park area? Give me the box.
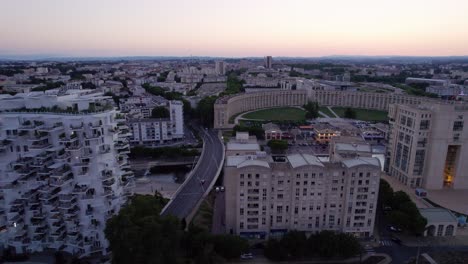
[241,107,306,121]
[331,107,388,122]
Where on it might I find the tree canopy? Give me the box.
[303,101,320,119]
[264,230,361,261]
[151,106,170,118]
[267,139,288,153]
[105,194,249,264]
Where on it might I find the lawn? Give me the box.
[331,107,388,122]
[242,107,306,121]
[318,106,336,117]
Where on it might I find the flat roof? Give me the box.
[419,208,458,223]
[287,154,324,168]
[335,143,371,153]
[341,157,381,169]
[226,142,260,151]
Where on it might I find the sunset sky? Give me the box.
[1,0,468,57]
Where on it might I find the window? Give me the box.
[453,121,464,131]
[277,206,283,214]
[240,208,244,215]
[276,216,282,223]
[420,120,430,130]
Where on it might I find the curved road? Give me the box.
[161,129,224,219]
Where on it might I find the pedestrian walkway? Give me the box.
[327,106,340,118]
[319,111,331,118]
[380,239,394,246]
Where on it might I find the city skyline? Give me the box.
[1,0,468,58]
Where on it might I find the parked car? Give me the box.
[215,187,220,192]
[240,253,253,259]
[220,186,225,192]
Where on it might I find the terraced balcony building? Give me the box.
[0,90,134,257]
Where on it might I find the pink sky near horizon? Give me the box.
[1,0,468,57]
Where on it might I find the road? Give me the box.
[161,129,224,220]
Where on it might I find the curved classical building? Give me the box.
[214,89,439,128]
[214,90,308,128]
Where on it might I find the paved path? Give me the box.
[161,129,224,220]
[327,106,340,118]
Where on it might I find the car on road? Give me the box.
[240,253,253,259]
[200,179,205,185]
[387,225,402,233]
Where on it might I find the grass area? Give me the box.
[191,193,215,231]
[242,107,306,121]
[331,107,388,122]
[319,106,335,117]
[222,131,233,143]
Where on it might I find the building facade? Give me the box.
[213,89,438,129]
[224,136,381,239]
[386,103,468,190]
[0,91,134,257]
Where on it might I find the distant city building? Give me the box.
[128,100,184,146]
[224,134,381,239]
[405,77,450,87]
[264,56,273,69]
[386,103,468,189]
[215,61,226,75]
[0,90,133,257]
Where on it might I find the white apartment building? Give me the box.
[128,100,184,146]
[224,135,381,239]
[119,96,169,119]
[0,90,134,257]
[386,102,468,190]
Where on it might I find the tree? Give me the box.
[211,235,249,259]
[151,106,170,118]
[105,194,182,264]
[197,96,218,127]
[344,107,357,119]
[303,101,320,119]
[281,231,308,258]
[336,233,361,258]
[267,140,288,153]
[233,125,265,140]
[264,238,288,261]
[378,179,394,208]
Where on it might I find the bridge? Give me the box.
[161,129,225,221]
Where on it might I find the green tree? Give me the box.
[151,106,170,118]
[211,235,249,259]
[197,96,218,127]
[336,233,361,258]
[378,179,394,208]
[264,238,288,261]
[281,231,308,259]
[105,194,182,264]
[344,107,357,119]
[303,101,320,119]
[267,139,288,153]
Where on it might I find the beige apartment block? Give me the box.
[386,103,468,190]
[224,135,381,239]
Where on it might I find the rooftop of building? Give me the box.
[419,208,458,223]
[225,152,381,170]
[334,142,372,153]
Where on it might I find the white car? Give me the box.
[215,187,220,192]
[220,186,225,192]
[240,253,253,259]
